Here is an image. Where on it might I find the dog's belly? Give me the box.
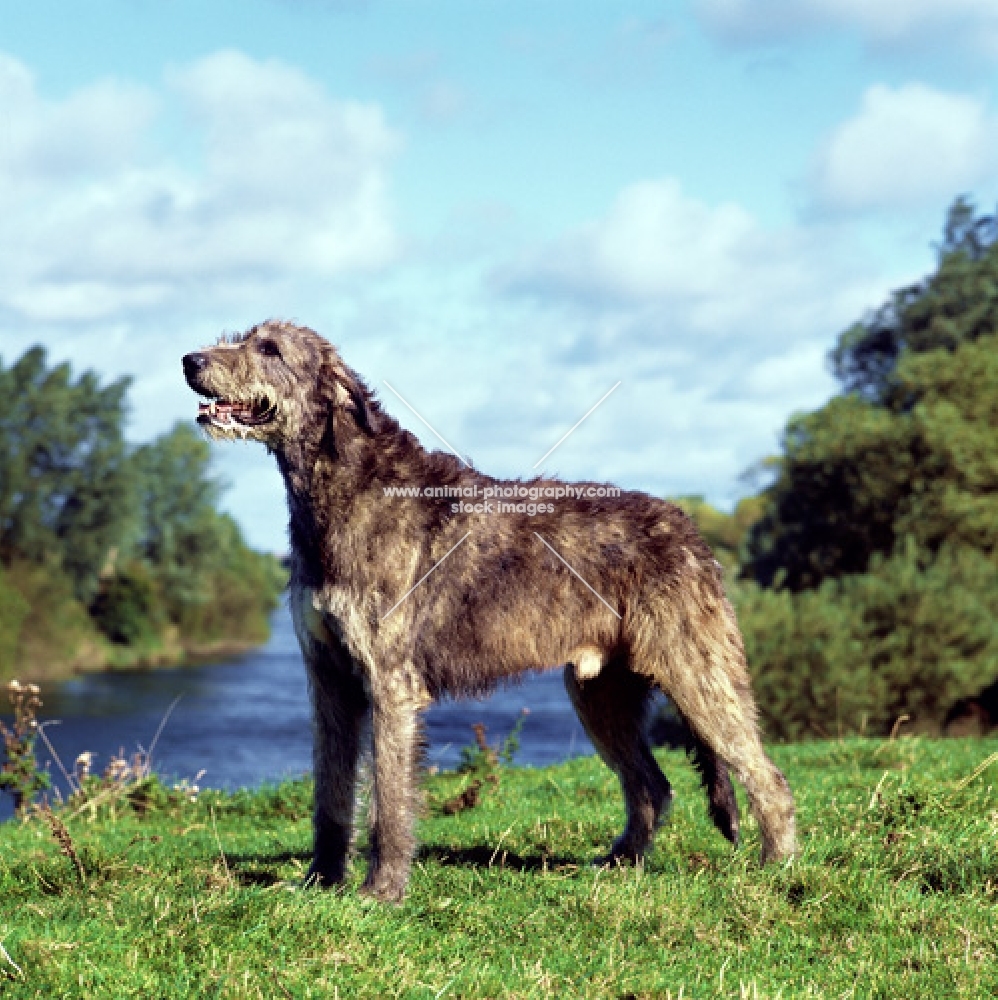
[412,609,611,696]
[296,579,613,701]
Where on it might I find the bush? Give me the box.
[737,542,998,740]
[0,566,29,678]
[170,516,286,644]
[90,562,165,646]
[0,561,102,679]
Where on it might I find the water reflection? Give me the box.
[1,603,593,820]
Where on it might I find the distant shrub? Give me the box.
[0,567,29,677]
[90,562,165,646]
[736,541,998,740]
[1,561,102,678]
[172,531,286,645]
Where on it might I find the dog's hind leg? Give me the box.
[564,659,673,864]
[650,701,740,845]
[305,643,370,888]
[640,602,796,865]
[687,735,740,846]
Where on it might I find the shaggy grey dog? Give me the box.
[183,320,795,901]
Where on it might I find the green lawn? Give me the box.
[1,737,996,998]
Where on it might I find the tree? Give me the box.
[673,494,764,572]
[829,195,998,404]
[0,347,136,601]
[129,423,227,621]
[737,199,998,735]
[746,199,998,589]
[128,423,285,640]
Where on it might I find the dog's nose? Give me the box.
[183,352,209,379]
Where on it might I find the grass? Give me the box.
[0,737,996,998]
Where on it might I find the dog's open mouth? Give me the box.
[197,397,277,428]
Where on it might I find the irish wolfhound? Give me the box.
[183,320,795,901]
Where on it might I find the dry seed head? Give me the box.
[104,754,131,782]
[75,752,94,780]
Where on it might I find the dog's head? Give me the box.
[182,320,378,451]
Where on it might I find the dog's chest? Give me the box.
[289,584,339,654]
[290,583,428,704]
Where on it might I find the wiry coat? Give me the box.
[183,321,796,901]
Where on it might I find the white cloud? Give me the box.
[0,57,157,184]
[500,177,877,343]
[809,83,998,213]
[0,50,399,325]
[477,178,898,506]
[696,0,998,53]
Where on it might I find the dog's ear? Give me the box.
[317,352,380,446]
[337,375,380,437]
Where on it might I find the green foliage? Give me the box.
[89,561,165,646]
[744,396,911,589]
[1,741,996,996]
[739,199,998,734]
[747,200,998,589]
[0,565,29,676]
[674,494,764,571]
[128,424,285,644]
[168,511,285,644]
[0,346,136,603]
[738,543,998,740]
[746,333,998,590]
[129,423,225,621]
[0,347,286,675]
[830,195,998,404]
[457,712,528,775]
[2,560,103,680]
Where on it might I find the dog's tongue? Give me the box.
[198,400,248,424]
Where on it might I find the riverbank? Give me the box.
[0,557,284,685]
[1,737,996,997]
[2,619,268,685]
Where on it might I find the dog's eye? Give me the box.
[257,339,282,359]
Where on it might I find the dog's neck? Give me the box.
[273,388,477,586]
[275,439,327,586]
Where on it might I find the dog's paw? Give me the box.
[302,862,346,890]
[593,841,646,869]
[359,868,408,903]
[593,854,637,870]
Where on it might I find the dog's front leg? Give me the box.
[305,647,369,888]
[361,671,423,903]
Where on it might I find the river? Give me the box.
[1,603,594,819]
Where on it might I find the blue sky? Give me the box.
[3,0,997,551]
